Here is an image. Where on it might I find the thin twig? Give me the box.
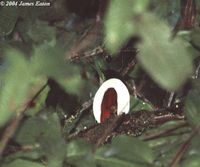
[142,122,189,141]
[167,92,175,108]
[154,112,185,125]
[169,126,199,167]
[68,99,93,134]
[0,114,23,158]
[195,61,200,79]
[120,58,137,77]
[94,114,125,149]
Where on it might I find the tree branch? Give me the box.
[73,110,185,145]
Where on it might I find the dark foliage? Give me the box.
[0,0,200,167]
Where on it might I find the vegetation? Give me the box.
[0,0,200,166]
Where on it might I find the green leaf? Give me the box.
[130,96,154,112]
[31,44,79,79]
[38,113,66,167]
[182,155,200,167]
[146,121,188,150]
[25,85,49,116]
[4,148,44,162]
[66,139,95,167]
[31,43,83,96]
[137,13,193,91]
[185,80,200,126]
[105,0,149,54]
[105,0,135,54]
[149,0,180,26]
[150,138,181,167]
[0,49,32,126]
[15,116,44,145]
[57,76,84,95]
[63,108,96,136]
[2,159,45,167]
[15,112,66,167]
[191,28,200,49]
[186,135,200,157]
[95,156,142,167]
[27,20,56,44]
[95,135,154,167]
[0,7,18,37]
[132,0,149,14]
